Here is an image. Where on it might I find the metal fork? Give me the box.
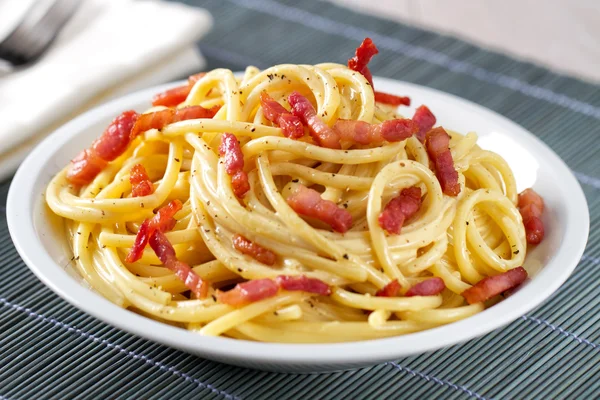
[0,0,81,67]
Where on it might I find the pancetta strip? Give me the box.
[348,37,379,87]
[518,188,545,244]
[286,184,353,233]
[260,92,304,139]
[275,275,331,295]
[233,234,277,266]
[130,105,220,139]
[374,91,411,106]
[378,187,422,234]
[375,279,401,297]
[151,72,206,107]
[219,133,250,198]
[425,127,461,196]
[217,278,280,307]
[462,267,528,304]
[333,118,418,145]
[130,164,154,197]
[126,199,183,263]
[288,92,341,149]
[149,230,208,299]
[413,105,436,143]
[67,110,138,185]
[405,278,445,297]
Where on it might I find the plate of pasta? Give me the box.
[8,39,588,372]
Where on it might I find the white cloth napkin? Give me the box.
[0,0,213,179]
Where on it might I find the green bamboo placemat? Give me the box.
[1,0,599,398]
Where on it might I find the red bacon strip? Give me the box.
[67,110,138,185]
[413,105,436,143]
[425,127,461,196]
[462,267,528,304]
[333,118,418,145]
[374,91,411,106]
[233,234,277,266]
[130,105,220,139]
[125,199,183,263]
[286,184,353,233]
[375,279,401,297]
[219,133,250,198]
[130,164,154,197]
[288,92,341,149]
[217,278,280,307]
[518,188,545,244]
[275,275,331,296]
[260,92,304,139]
[378,186,422,234]
[405,277,445,297]
[348,37,378,87]
[151,72,206,107]
[149,230,208,299]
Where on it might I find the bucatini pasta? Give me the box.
[46,38,545,342]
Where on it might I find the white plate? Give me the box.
[7,77,589,372]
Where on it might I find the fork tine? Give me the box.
[0,0,80,67]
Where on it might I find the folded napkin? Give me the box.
[0,0,213,179]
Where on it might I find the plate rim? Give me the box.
[7,76,590,368]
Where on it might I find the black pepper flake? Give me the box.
[281,74,286,79]
[400,162,405,167]
[251,127,256,132]
[291,179,299,183]
[207,200,211,205]
[306,77,310,80]
[513,250,520,255]
[267,74,274,80]
[101,210,105,216]
[342,203,348,208]
[204,229,211,233]
[211,295,217,301]
[74,256,80,261]
[466,221,469,225]
[102,245,106,249]
[77,231,81,235]
[141,203,145,208]
[343,254,349,260]
[237,268,243,272]
[174,158,180,162]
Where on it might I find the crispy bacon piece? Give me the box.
[219,133,250,198]
[217,278,279,307]
[219,133,244,175]
[260,92,304,139]
[374,91,411,106]
[425,127,461,196]
[130,105,220,139]
[518,188,545,244]
[149,230,208,298]
[462,267,528,304]
[413,105,436,143]
[348,37,379,87]
[275,275,331,295]
[405,277,445,297]
[151,72,207,107]
[66,111,138,185]
[233,234,277,266]
[231,171,251,198]
[288,92,341,149]
[376,279,401,297]
[66,149,108,186]
[333,118,418,145]
[286,184,353,233]
[125,199,183,263]
[378,187,422,234]
[130,164,154,197]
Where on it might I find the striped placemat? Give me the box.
[1,0,599,398]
